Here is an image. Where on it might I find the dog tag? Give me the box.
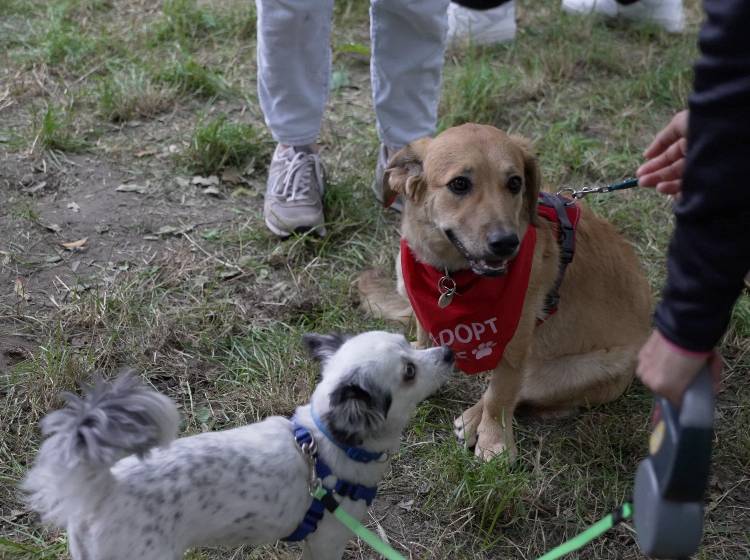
[437,274,456,308]
[438,291,454,308]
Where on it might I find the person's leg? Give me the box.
[256,0,334,146]
[370,0,449,150]
[369,0,449,209]
[447,0,517,47]
[562,0,684,33]
[256,0,334,236]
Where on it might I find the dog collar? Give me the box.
[310,405,385,463]
[284,419,378,542]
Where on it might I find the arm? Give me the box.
[657,0,750,352]
[636,0,750,404]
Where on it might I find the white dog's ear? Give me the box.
[324,369,392,446]
[302,333,348,363]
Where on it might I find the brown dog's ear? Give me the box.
[383,137,432,206]
[510,135,541,226]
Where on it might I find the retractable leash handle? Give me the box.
[633,366,714,558]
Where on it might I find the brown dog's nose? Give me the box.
[487,231,519,257]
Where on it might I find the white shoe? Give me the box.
[562,0,685,33]
[447,2,517,48]
[562,0,617,17]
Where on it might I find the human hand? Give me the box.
[636,329,721,407]
[636,110,689,195]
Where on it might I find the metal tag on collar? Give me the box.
[437,272,456,308]
[633,365,714,558]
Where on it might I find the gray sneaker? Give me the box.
[264,144,326,237]
[371,144,404,213]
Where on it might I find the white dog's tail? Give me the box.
[22,372,179,527]
[357,269,413,325]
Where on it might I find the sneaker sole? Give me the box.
[265,217,326,238]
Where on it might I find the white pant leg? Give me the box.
[370,0,450,149]
[256,0,335,146]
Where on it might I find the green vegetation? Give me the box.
[182,115,268,174]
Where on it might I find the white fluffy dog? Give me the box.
[22,331,454,560]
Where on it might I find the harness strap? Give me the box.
[311,405,385,463]
[283,420,379,542]
[538,193,577,319]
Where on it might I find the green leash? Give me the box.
[537,503,633,560]
[312,486,407,560]
[316,482,632,560]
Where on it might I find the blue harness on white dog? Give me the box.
[283,411,382,542]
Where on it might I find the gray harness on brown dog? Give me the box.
[537,192,580,322]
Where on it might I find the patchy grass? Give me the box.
[152,0,256,47]
[23,3,103,68]
[157,55,228,98]
[181,115,269,175]
[31,104,89,153]
[439,50,520,130]
[1,0,747,559]
[425,439,531,537]
[154,0,220,46]
[96,67,177,122]
[729,293,750,339]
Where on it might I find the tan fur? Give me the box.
[360,124,652,461]
[358,269,413,326]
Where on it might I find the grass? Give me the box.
[96,67,177,122]
[14,1,117,69]
[157,55,228,98]
[181,115,269,175]
[154,0,220,46]
[425,440,531,536]
[1,0,748,559]
[152,0,256,47]
[32,104,89,153]
[439,50,521,130]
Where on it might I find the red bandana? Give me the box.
[401,199,580,375]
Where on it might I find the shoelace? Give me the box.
[271,150,324,202]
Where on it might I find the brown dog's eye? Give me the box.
[507,175,523,195]
[404,362,417,382]
[447,176,472,195]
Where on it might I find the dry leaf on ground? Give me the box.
[116,183,148,194]
[61,237,88,250]
[192,175,220,187]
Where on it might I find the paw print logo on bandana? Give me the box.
[472,341,497,360]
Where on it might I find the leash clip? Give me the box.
[557,177,639,202]
[297,435,322,496]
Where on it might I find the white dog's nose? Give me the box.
[441,345,454,363]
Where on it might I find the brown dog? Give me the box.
[359,123,652,460]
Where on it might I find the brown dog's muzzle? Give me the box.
[487,230,520,258]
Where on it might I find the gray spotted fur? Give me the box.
[22,332,454,560]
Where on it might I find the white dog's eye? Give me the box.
[404,362,417,382]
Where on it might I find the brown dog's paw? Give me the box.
[475,439,517,462]
[453,404,482,447]
[475,416,517,462]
